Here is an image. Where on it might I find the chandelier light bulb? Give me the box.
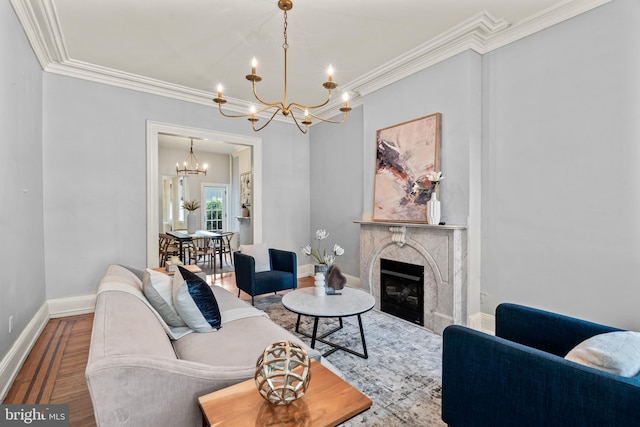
[327,65,334,81]
[251,57,258,74]
[342,92,349,102]
[216,84,223,98]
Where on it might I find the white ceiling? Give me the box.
[11,0,609,139]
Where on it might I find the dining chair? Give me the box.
[159,234,180,266]
[188,236,214,268]
[217,232,235,266]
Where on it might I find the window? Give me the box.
[203,185,228,232]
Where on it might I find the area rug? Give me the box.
[253,294,445,427]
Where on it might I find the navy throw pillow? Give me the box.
[174,266,222,331]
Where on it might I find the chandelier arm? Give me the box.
[251,82,284,111]
[288,110,310,134]
[288,92,334,112]
[305,109,349,124]
[252,108,284,132]
[217,102,253,118]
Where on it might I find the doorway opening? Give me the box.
[146,121,262,267]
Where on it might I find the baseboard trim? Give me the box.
[0,302,49,400]
[48,294,97,318]
[468,312,495,335]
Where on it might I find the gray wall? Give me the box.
[0,1,45,357]
[363,50,482,228]
[42,74,310,300]
[309,106,364,277]
[481,0,640,329]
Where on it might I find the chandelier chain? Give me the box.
[283,10,288,50]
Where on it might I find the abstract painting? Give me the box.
[373,113,441,222]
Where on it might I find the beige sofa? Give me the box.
[85,265,322,427]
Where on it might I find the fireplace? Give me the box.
[380,258,424,326]
[357,220,468,334]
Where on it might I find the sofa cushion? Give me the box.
[173,266,222,332]
[143,269,186,328]
[173,315,320,368]
[565,331,640,377]
[239,242,271,272]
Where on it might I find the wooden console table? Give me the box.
[198,360,371,427]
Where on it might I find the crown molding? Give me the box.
[348,11,509,98]
[11,0,611,121]
[484,0,612,52]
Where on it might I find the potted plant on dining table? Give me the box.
[183,200,200,234]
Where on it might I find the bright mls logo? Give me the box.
[1,405,68,426]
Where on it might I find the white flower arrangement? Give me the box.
[412,170,444,198]
[302,229,344,267]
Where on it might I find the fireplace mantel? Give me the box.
[355,220,468,334]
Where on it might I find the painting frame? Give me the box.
[372,112,442,223]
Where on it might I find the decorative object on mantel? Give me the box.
[241,204,250,217]
[373,113,441,223]
[255,340,310,405]
[212,0,351,134]
[414,170,444,225]
[176,138,207,175]
[182,200,201,234]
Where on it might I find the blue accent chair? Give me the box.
[442,303,640,427]
[233,248,297,305]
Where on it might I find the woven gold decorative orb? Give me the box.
[255,340,311,405]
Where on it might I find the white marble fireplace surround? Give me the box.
[356,221,467,335]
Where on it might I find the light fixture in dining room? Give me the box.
[176,138,207,175]
[212,0,351,134]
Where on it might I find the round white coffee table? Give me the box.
[281,287,375,359]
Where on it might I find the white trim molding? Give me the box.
[0,303,49,401]
[48,294,97,319]
[468,312,496,335]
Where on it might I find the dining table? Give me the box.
[166,230,223,274]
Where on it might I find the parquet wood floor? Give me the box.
[2,272,313,426]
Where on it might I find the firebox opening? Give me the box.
[380,258,424,326]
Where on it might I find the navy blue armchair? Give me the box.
[233,248,297,305]
[442,303,640,427]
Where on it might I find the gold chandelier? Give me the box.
[176,138,207,175]
[212,0,351,134]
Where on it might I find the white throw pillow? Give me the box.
[564,331,640,377]
[239,242,271,272]
[142,268,186,328]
